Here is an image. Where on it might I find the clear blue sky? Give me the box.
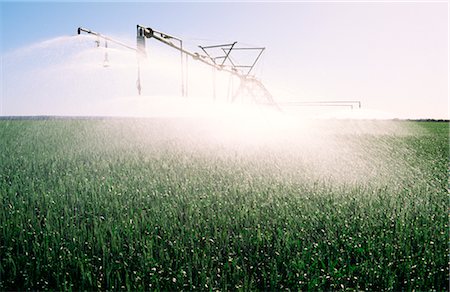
[1,1,448,118]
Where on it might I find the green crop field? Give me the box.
[0,118,448,290]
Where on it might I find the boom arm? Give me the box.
[78,27,137,52]
[138,26,229,73]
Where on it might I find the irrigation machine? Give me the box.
[77,25,361,111]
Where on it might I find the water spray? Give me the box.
[78,27,141,93]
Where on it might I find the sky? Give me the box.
[0,1,448,119]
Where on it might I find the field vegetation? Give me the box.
[0,118,448,290]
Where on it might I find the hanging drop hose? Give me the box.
[136,61,142,95]
[185,54,189,97]
[180,44,185,97]
[212,67,216,101]
[103,40,109,67]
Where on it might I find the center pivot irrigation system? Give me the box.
[77,25,361,111]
